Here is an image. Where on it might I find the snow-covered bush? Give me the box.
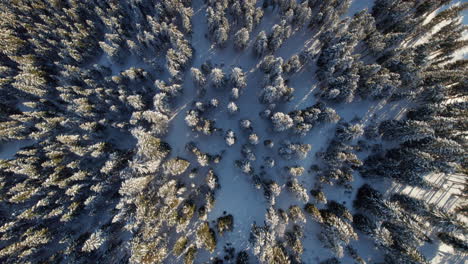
[271,112,294,132]
[210,68,226,89]
[225,129,236,146]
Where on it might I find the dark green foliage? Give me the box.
[352,213,376,235]
[236,250,249,264]
[304,203,323,223]
[327,200,353,221]
[217,214,234,235]
[390,193,427,215]
[184,246,197,264]
[197,222,217,252]
[310,189,327,203]
[173,236,188,256]
[354,184,395,220]
[320,257,340,264]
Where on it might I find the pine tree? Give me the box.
[254,31,268,56]
[196,222,217,252]
[227,101,239,115]
[287,179,309,202]
[437,232,468,253]
[163,158,190,176]
[294,1,312,27]
[234,28,249,50]
[225,129,236,146]
[191,68,207,96]
[230,67,247,89]
[271,112,293,132]
[214,27,228,48]
[283,55,302,74]
[210,68,226,89]
[278,141,312,160]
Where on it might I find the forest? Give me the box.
[0,0,467,263]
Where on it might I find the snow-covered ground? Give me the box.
[0,140,35,160]
[347,0,375,17]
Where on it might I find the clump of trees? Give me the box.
[197,222,217,252]
[259,56,295,104]
[288,102,340,135]
[278,141,312,160]
[315,122,363,187]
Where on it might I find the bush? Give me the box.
[217,214,234,234]
[236,250,249,264]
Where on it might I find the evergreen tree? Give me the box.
[254,31,268,57]
[234,28,250,50]
[210,68,226,89]
[271,112,294,132]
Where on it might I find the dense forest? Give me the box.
[0,0,467,263]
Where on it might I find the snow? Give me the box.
[16,101,34,112]
[347,0,375,17]
[464,8,468,25]
[0,140,35,160]
[392,173,464,211]
[105,127,137,150]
